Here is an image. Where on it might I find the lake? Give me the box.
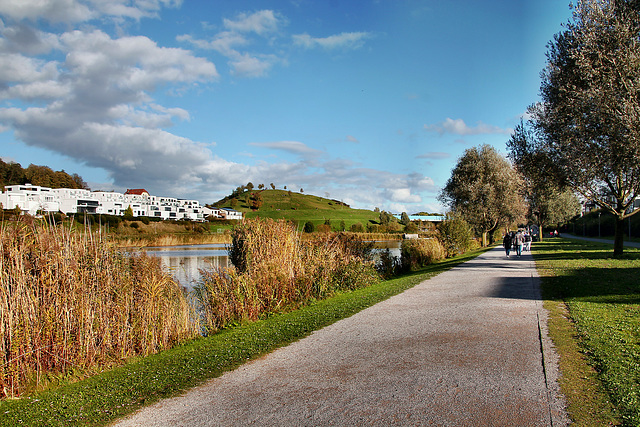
[144,240,402,288]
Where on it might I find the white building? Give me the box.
[0,184,240,221]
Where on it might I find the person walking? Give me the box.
[515,231,525,257]
[524,232,532,251]
[503,231,513,257]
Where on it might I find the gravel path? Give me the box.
[115,246,569,426]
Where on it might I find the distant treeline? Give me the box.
[0,159,88,190]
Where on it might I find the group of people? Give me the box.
[502,229,532,258]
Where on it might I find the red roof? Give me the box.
[125,189,149,195]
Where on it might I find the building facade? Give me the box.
[0,184,242,221]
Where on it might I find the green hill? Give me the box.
[212,189,379,229]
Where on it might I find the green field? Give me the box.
[535,238,640,426]
[216,189,380,229]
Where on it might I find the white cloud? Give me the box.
[424,118,512,136]
[223,10,283,35]
[178,10,285,79]
[293,31,371,50]
[416,152,450,160]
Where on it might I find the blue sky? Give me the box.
[0,0,572,213]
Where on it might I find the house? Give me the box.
[219,207,243,220]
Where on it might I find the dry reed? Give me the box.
[0,217,198,398]
[400,238,446,270]
[195,218,379,333]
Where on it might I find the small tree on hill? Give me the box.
[123,205,134,220]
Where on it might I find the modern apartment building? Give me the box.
[0,184,242,221]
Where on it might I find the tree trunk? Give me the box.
[482,231,488,247]
[614,215,625,256]
[538,223,543,242]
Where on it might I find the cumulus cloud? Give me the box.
[178,10,286,78]
[0,0,182,23]
[292,31,371,50]
[0,3,220,198]
[223,10,283,35]
[424,118,512,136]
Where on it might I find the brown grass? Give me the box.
[0,217,198,398]
[195,218,380,333]
[400,238,446,270]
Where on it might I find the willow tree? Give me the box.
[533,0,640,255]
[439,144,525,246]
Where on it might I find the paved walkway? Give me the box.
[115,247,568,426]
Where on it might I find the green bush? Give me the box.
[437,214,475,258]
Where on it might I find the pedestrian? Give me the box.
[503,232,512,257]
[515,231,525,257]
[524,232,532,251]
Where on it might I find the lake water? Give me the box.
[144,240,401,288]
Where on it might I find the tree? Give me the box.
[399,212,411,226]
[439,144,525,246]
[507,121,581,240]
[532,0,640,255]
[123,205,134,220]
[249,192,263,210]
[437,212,475,258]
[270,183,276,190]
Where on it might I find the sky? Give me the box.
[0,0,574,214]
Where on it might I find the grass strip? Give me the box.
[534,238,640,426]
[0,247,488,426]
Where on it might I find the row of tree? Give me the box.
[0,160,88,190]
[442,0,640,256]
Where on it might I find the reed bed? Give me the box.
[0,217,198,398]
[400,238,446,271]
[195,218,380,333]
[112,232,230,248]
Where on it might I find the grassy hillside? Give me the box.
[214,189,379,229]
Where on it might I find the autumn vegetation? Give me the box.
[0,216,197,398]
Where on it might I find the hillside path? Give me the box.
[115,246,569,426]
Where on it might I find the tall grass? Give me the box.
[195,218,379,333]
[0,217,198,398]
[400,238,446,271]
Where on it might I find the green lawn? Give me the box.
[0,248,488,426]
[534,238,640,426]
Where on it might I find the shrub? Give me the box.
[304,221,316,233]
[401,238,445,271]
[350,222,365,233]
[437,214,475,258]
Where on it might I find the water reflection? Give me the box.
[143,241,402,288]
[144,244,229,288]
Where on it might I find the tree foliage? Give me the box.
[0,160,88,190]
[532,0,640,255]
[439,144,525,246]
[437,212,475,258]
[507,121,581,238]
